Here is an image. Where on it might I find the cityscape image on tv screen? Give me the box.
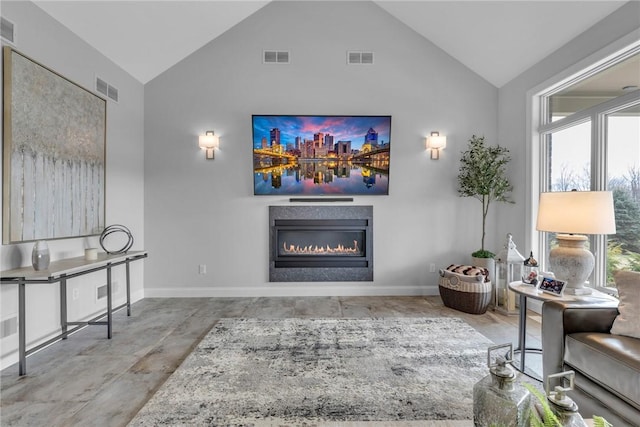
[252,115,391,195]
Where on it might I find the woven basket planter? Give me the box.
[438,268,492,315]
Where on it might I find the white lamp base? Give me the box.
[549,234,594,294]
[564,287,593,295]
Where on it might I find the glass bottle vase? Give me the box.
[32,240,50,271]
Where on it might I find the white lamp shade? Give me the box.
[426,135,446,150]
[199,132,219,149]
[536,191,616,235]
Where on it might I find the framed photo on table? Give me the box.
[538,277,566,296]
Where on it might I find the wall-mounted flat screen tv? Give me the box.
[253,115,391,196]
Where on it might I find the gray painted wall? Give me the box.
[0,1,145,368]
[144,1,499,297]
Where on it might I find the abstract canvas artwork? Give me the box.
[2,47,106,243]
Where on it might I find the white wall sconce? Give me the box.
[425,131,446,160]
[198,130,219,160]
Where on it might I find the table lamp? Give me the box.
[536,190,616,295]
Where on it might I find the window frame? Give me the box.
[527,36,640,290]
[537,91,639,287]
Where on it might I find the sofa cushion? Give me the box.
[564,332,640,409]
[611,270,640,339]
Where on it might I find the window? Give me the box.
[606,104,640,282]
[536,48,640,288]
[546,121,592,191]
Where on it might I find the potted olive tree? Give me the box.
[457,135,513,279]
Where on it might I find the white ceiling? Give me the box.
[32,0,628,86]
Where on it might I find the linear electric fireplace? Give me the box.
[269,206,373,282]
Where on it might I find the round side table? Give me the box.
[507,281,617,380]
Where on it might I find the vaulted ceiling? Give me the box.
[32,1,627,86]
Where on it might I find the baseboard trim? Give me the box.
[144,285,440,298]
[131,289,145,304]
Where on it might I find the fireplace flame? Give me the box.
[283,240,360,255]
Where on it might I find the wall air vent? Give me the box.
[96,282,119,301]
[347,51,374,65]
[107,85,118,102]
[1,17,15,45]
[1,316,17,338]
[96,284,108,300]
[263,50,290,64]
[96,77,108,96]
[95,76,119,102]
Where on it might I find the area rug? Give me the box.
[128,317,493,426]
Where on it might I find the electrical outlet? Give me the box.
[199,264,207,275]
[429,263,436,273]
[72,288,80,300]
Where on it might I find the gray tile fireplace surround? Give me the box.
[269,205,373,282]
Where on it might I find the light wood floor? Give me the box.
[0,296,542,426]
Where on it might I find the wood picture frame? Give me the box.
[2,47,106,243]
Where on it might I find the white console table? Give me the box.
[0,251,147,375]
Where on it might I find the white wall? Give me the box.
[496,1,640,257]
[144,1,498,297]
[0,1,145,369]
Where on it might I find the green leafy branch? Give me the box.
[457,135,513,255]
[522,383,612,427]
[523,383,562,427]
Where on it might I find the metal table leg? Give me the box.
[126,259,131,316]
[107,264,112,339]
[517,293,527,372]
[60,274,67,339]
[18,280,26,376]
[513,293,543,380]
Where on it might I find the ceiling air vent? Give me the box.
[1,17,15,45]
[96,76,119,102]
[347,51,374,65]
[263,50,290,64]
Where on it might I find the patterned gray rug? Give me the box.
[129,317,493,426]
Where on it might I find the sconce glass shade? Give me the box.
[199,131,219,149]
[536,191,616,294]
[199,131,219,159]
[426,131,446,159]
[426,133,446,149]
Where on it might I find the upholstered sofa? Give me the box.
[542,274,640,425]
